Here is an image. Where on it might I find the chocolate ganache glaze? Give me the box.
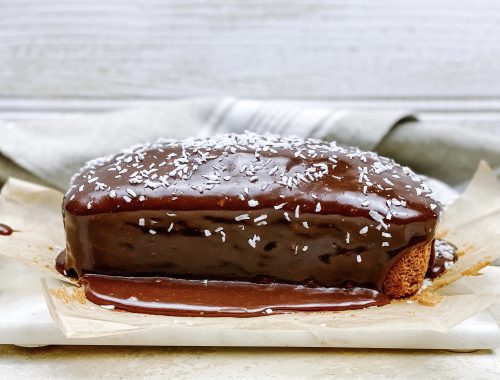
[0,223,14,236]
[60,132,441,316]
[427,239,458,279]
[80,275,389,317]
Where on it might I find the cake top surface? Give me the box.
[64,132,440,230]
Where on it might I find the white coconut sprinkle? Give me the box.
[383,178,395,187]
[359,226,369,234]
[284,212,291,222]
[138,218,145,226]
[315,202,321,212]
[369,210,384,224]
[149,229,157,235]
[356,254,362,263]
[268,166,279,175]
[254,215,268,223]
[274,203,286,210]
[204,229,211,237]
[248,234,261,248]
[235,214,250,221]
[248,200,259,207]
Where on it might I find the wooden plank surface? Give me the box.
[0,0,499,101]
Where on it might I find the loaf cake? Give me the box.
[60,132,443,314]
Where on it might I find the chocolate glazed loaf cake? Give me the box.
[60,132,444,316]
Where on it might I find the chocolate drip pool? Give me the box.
[81,273,389,317]
[0,223,13,236]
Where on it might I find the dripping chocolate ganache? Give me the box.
[59,132,443,316]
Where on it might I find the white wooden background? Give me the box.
[0,0,499,120]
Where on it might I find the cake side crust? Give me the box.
[384,241,433,298]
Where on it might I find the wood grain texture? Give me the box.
[0,0,500,100]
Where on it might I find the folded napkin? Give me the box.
[0,98,499,191]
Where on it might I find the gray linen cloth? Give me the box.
[0,98,499,192]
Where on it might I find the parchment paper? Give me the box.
[0,162,499,345]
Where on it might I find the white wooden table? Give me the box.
[0,0,499,122]
[1,1,499,378]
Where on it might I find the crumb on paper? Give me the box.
[430,272,462,291]
[50,286,86,305]
[462,261,491,276]
[413,290,445,307]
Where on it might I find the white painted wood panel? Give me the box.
[0,0,499,100]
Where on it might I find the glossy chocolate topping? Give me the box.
[427,239,458,279]
[61,132,441,307]
[81,273,390,317]
[0,223,13,236]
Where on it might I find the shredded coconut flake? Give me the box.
[248,200,259,207]
[235,214,250,221]
[359,226,369,234]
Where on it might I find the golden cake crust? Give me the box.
[384,241,433,298]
